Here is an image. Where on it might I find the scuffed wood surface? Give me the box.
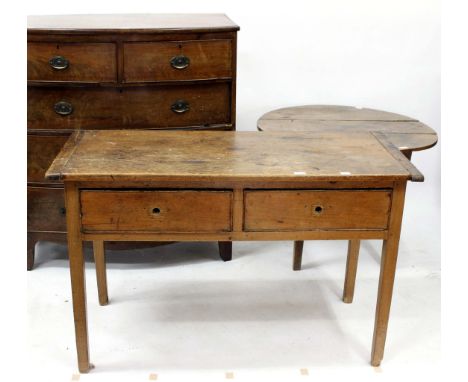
[257,105,438,152]
[46,130,416,182]
[81,190,232,232]
[244,190,391,231]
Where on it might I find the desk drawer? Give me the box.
[27,42,117,82]
[244,190,391,231]
[27,83,230,130]
[123,40,232,82]
[81,190,233,232]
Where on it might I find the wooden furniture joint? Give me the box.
[46,129,428,371]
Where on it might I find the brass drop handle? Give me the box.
[170,55,190,70]
[171,100,190,114]
[313,205,324,216]
[54,101,73,116]
[49,55,69,70]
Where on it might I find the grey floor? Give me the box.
[27,187,440,381]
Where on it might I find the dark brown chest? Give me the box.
[27,14,239,270]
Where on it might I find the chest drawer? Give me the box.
[123,40,232,82]
[28,134,70,184]
[27,42,117,82]
[80,190,233,233]
[27,83,230,130]
[28,187,66,232]
[244,190,391,231]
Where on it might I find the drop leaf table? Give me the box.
[46,129,426,372]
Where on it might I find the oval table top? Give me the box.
[257,105,438,152]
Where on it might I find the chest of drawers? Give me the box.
[27,14,239,270]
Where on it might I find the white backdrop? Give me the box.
[21,1,441,380]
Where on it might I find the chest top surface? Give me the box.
[46,130,421,183]
[27,14,240,34]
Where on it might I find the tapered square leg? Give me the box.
[218,241,232,261]
[93,240,108,306]
[65,183,92,373]
[370,182,406,367]
[343,239,360,303]
[293,241,304,271]
[371,239,400,366]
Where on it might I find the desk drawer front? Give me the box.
[28,83,230,130]
[81,190,232,232]
[123,40,232,82]
[244,190,391,231]
[27,43,117,82]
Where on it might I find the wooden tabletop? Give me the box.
[27,14,240,34]
[257,105,438,152]
[46,130,422,183]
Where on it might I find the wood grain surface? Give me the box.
[27,187,66,232]
[123,40,232,82]
[27,13,239,271]
[28,14,240,33]
[28,42,117,82]
[28,134,70,184]
[257,105,437,152]
[46,130,417,182]
[28,83,230,130]
[244,190,391,231]
[81,190,232,232]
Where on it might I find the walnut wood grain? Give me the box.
[123,40,232,82]
[27,14,239,271]
[28,84,230,130]
[27,187,66,232]
[28,134,70,184]
[28,42,117,83]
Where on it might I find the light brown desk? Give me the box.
[47,130,425,372]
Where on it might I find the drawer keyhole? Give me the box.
[313,205,323,215]
[152,207,161,215]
